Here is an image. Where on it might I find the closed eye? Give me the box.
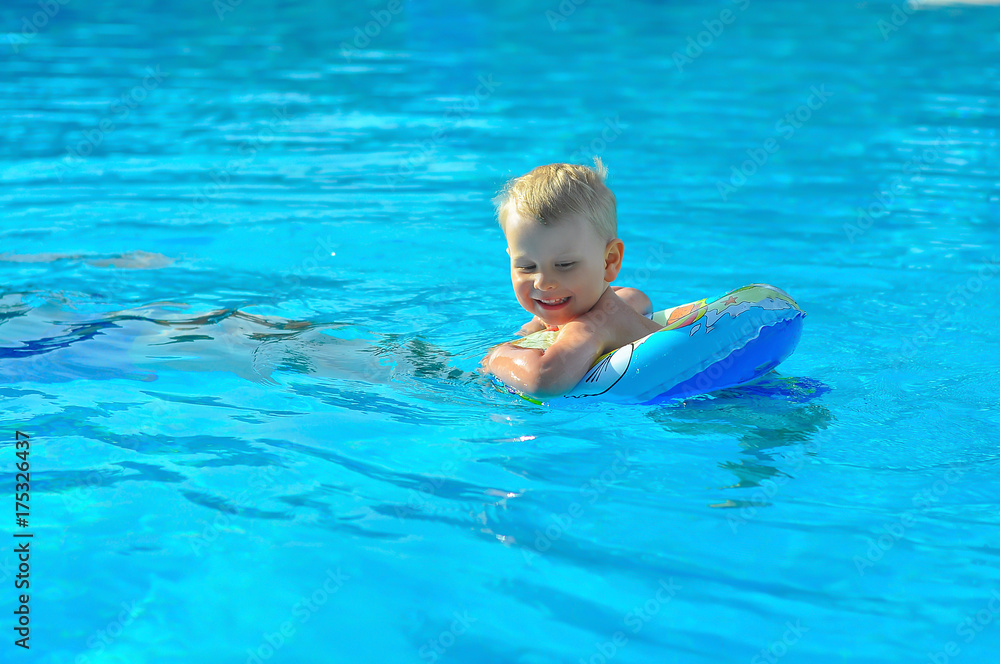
[515,262,575,272]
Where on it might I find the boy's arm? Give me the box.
[480,342,545,394]
[481,321,602,398]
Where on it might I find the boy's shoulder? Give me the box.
[562,291,662,355]
[554,316,601,340]
[549,314,616,361]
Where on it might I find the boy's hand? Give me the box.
[478,349,493,374]
[516,316,548,337]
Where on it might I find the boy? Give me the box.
[480,159,663,398]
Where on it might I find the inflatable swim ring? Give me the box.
[489,283,805,406]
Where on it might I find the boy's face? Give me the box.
[504,211,622,327]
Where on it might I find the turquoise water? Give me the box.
[2,0,999,662]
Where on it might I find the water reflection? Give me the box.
[649,373,833,507]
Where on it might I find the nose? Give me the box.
[533,270,557,292]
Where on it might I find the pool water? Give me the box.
[2,0,999,662]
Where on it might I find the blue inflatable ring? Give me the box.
[490,283,805,405]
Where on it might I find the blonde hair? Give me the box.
[493,158,617,242]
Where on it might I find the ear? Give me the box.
[603,238,624,282]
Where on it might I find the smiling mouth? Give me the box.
[536,296,570,309]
